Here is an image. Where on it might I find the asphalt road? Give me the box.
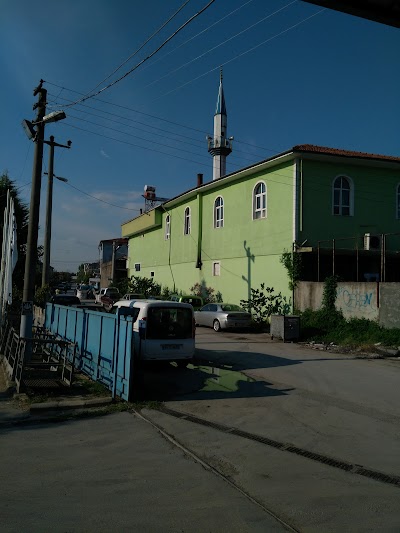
[7,311,399,531]
[0,412,287,533]
[141,327,400,530]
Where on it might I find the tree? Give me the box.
[0,172,29,296]
[77,264,90,284]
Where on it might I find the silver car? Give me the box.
[194,303,252,332]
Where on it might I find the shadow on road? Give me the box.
[195,347,303,372]
[137,360,294,402]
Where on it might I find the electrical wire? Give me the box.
[137,0,257,75]
[143,0,298,91]
[58,181,142,212]
[65,111,260,166]
[58,119,400,207]
[48,92,266,161]
[155,8,326,101]
[61,0,217,107]
[60,121,210,168]
[85,0,192,95]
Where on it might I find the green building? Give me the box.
[121,78,400,307]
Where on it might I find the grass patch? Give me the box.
[300,308,400,347]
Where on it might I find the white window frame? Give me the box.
[332,175,354,216]
[396,183,400,219]
[165,214,170,240]
[214,196,224,228]
[252,181,267,220]
[184,207,191,235]
[212,261,221,276]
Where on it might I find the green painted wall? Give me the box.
[298,160,400,250]
[126,161,296,303]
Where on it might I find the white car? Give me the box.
[121,293,145,301]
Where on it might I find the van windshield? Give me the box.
[146,307,193,339]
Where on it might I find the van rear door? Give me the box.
[142,305,194,361]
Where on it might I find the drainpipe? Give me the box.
[196,190,203,269]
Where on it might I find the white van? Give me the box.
[113,300,195,367]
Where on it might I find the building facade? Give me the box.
[121,145,400,307]
[98,238,128,288]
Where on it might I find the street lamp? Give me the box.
[41,137,71,287]
[20,80,67,356]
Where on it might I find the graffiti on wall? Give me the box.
[336,285,378,319]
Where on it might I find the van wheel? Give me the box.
[176,360,189,369]
[213,320,221,332]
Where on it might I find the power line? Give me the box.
[61,181,142,212]
[143,0,298,92]
[65,110,259,166]
[58,118,400,208]
[62,0,217,107]
[48,92,269,161]
[155,8,326,101]
[47,85,284,156]
[61,122,213,169]
[138,0,257,75]
[85,0,192,95]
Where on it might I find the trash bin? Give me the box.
[270,314,300,342]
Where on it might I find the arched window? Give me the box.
[165,215,170,240]
[253,182,266,219]
[184,207,191,235]
[333,176,353,216]
[214,196,224,228]
[397,184,400,219]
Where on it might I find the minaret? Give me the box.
[207,69,232,180]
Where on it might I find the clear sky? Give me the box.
[1,0,399,272]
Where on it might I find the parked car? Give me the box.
[112,299,195,367]
[170,294,203,311]
[121,293,145,301]
[194,303,252,332]
[96,287,121,311]
[50,295,81,306]
[76,285,95,300]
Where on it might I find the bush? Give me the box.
[128,276,161,298]
[190,282,217,304]
[300,309,400,347]
[240,283,291,326]
[34,285,52,308]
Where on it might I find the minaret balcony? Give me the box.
[207,137,232,151]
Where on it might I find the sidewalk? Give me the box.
[0,357,113,426]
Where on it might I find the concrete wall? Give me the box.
[295,282,400,328]
[294,282,324,311]
[378,284,400,329]
[335,282,378,320]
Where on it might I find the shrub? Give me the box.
[128,276,161,298]
[190,282,217,304]
[240,283,291,326]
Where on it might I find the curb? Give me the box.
[30,396,113,414]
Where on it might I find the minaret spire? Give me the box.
[207,68,232,180]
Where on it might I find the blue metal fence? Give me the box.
[45,304,133,400]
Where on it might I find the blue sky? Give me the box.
[1,0,399,272]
